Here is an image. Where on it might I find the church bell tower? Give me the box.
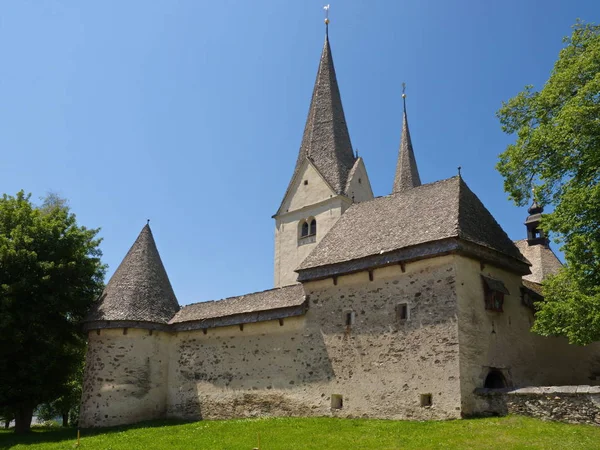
[273,20,374,287]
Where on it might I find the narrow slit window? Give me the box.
[345,311,355,327]
[396,303,408,320]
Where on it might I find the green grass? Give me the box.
[1,416,599,449]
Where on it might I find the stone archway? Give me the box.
[484,369,507,389]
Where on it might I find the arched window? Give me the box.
[309,219,317,236]
[300,221,309,238]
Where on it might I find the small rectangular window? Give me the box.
[331,394,343,409]
[396,303,408,320]
[481,275,509,313]
[420,393,432,407]
[485,290,504,312]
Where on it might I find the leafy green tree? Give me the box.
[37,351,84,427]
[0,191,105,433]
[0,407,14,429]
[496,20,600,345]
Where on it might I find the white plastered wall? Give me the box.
[274,158,373,288]
[274,159,348,287]
[454,255,600,415]
[344,158,374,204]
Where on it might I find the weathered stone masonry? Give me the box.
[80,24,600,428]
[165,257,461,422]
[476,386,600,425]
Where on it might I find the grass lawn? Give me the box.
[1,415,599,449]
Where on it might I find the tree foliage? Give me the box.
[496,21,600,345]
[37,350,85,427]
[0,191,105,432]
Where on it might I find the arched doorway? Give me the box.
[484,369,507,389]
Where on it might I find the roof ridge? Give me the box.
[180,284,302,309]
[456,178,528,264]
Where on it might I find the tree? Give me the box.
[0,191,105,433]
[37,350,84,427]
[496,20,600,345]
[0,407,14,429]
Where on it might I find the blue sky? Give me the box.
[1,1,598,305]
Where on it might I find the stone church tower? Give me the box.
[273,29,373,287]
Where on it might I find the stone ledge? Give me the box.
[475,385,600,396]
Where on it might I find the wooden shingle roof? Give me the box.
[298,176,529,279]
[85,225,180,324]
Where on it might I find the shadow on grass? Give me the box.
[0,419,193,449]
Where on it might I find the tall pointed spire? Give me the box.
[392,85,421,193]
[288,22,356,195]
[85,224,180,324]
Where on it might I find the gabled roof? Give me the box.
[297,176,529,278]
[514,240,563,283]
[282,32,356,206]
[392,106,421,193]
[85,224,180,324]
[170,284,305,324]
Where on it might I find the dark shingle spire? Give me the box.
[289,30,356,195]
[392,88,421,193]
[85,224,180,324]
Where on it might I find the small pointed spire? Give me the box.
[393,84,421,193]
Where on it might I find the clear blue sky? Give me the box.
[1,1,598,305]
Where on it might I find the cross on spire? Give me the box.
[324,4,330,34]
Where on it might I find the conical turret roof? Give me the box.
[393,101,421,193]
[287,31,357,197]
[85,224,179,324]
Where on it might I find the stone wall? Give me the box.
[80,328,169,428]
[454,255,600,416]
[168,256,462,421]
[476,386,600,425]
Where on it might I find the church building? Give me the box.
[79,25,600,428]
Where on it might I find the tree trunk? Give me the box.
[14,406,33,434]
[4,420,9,429]
[62,412,69,427]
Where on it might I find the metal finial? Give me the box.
[147,219,150,225]
[402,82,406,112]
[324,4,330,27]
[458,166,462,177]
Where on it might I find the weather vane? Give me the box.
[402,82,407,111]
[324,4,330,25]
